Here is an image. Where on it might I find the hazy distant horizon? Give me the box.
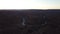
[0,0,60,9]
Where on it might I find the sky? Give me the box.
[0,0,60,9]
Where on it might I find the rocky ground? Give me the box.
[0,10,60,34]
